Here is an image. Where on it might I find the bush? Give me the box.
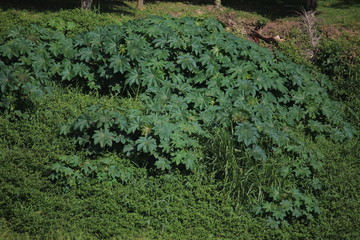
[314,38,360,99]
[0,16,356,233]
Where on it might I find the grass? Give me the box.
[318,0,360,29]
[0,0,359,239]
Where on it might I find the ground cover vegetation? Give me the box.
[0,0,359,239]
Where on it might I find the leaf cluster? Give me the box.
[0,16,356,227]
[50,155,135,189]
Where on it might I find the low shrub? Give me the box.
[314,37,360,125]
[0,16,356,235]
[315,38,359,99]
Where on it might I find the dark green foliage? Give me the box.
[50,155,136,188]
[314,38,360,125]
[315,38,359,99]
[0,16,356,232]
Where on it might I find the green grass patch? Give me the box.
[318,0,360,29]
[0,1,359,239]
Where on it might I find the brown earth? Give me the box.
[216,10,359,45]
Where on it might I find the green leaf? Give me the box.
[125,68,141,86]
[93,129,116,148]
[280,200,293,211]
[73,114,92,131]
[292,208,302,218]
[72,62,90,78]
[0,68,16,93]
[266,217,280,229]
[235,123,259,146]
[308,120,325,133]
[136,136,157,153]
[177,53,197,71]
[269,186,281,201]
[262,201,275,213]
[109,54,130,74]
[142,68,164,87]
[272,207,286,220]
[154,157,171,170]
[78,47,94,62]
[171,150,197,170]
[252,204,263,215]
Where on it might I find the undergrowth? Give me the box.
[0,3,359,239]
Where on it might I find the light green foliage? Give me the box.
[50,155,136,188]
[0,16,355,227]
[0,9,116,37]
[318,0,360,29]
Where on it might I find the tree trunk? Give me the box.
[214,0,221,8]
[137,0,144,10]
[305,0,317,11]
[81,0,94,10]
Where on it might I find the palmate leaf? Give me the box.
[252,71,273,91]
[269,186,281,201]
[78,47,94,62]
[171,150,197,170]
[177,53,197,71]
[280,200,293,211]
[61,42,75,59]
[254,104,273,120]
[73,114,92,131]
[227,62,252,79]
[93,129,116,148]
[329,129,346,142]
[49,41,62,57]
[308,120,325,133]
[142,68,164,87]
[153,36,168,49]
[266,217,280,229]
[113,113,128,131]
[185,91,209,110]
[235,80,257,97]
[153,49,170,60]
[262,201,276,213]
[153,122,174,141]
[72,62,90,78]
[0,42,19,59]
[136,136,157,153]
[199,53,213,66]
[168,36,184,49]
[286,106,305,124]
[0,68,16,93]
[22,83,45,101]
[272,207,286,220]
[31,53,53,71]
[154,157,171,170]
[60,68,74,81]
[86,31,103,47]
[94,110,115,129]
[247,145,267,161]
[145,58,167,70]
[109,54,130,74]
[235,122,259,146]
[190,38,203,55]
[103,38,118,55]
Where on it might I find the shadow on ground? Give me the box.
[0,0,133,15]
[329,0,360,9]
[144,0,310,19]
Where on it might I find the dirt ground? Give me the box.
[216,9,359,46]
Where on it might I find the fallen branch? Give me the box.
[250,29,284,44]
